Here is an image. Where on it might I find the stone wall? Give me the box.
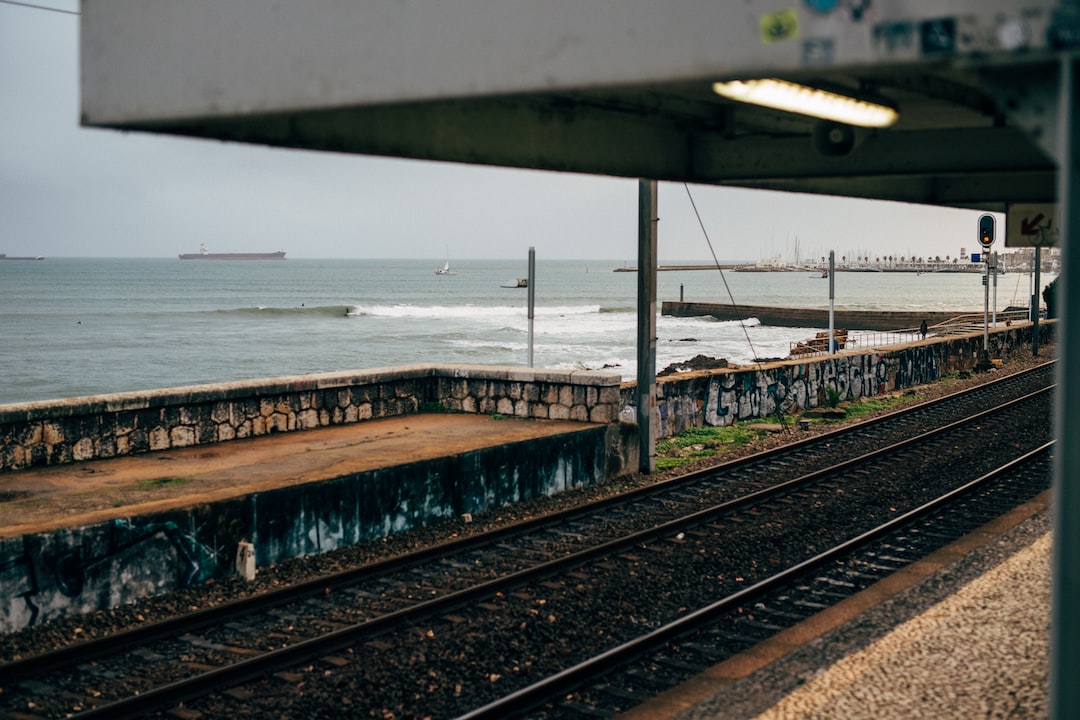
[0,365,621,473]
[621,323,1054,438]
[0,326,1050,476]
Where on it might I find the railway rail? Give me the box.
[464,443,1053,719]
[0,362,1056,719]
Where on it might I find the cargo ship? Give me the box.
[0,253,44,260]
[179,244,286,260]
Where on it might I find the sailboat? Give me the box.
[434,247,455,275]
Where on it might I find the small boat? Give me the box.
[501,278,528,288]
[434,259,454,275]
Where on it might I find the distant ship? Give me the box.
[0,253,44,260]
[179,244,285,260]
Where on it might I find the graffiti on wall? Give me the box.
[0,428,607,634]
[702,353,894,427]
[645,327,1053,437]
[894,344,943,389]
[0,518,223,633]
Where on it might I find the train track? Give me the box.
[464,443,1053,719]
[0,362,1055,719]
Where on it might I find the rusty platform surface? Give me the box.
[0,414,594,539]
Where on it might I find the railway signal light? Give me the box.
[978,214,995,249]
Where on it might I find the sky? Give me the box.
[2,1,1004,262]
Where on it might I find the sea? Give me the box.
[0,257,1051,406]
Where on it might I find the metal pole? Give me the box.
[1030,255,1035,320]
[636,180,658,474]
[527,246,535,367]
[828,251,835,354]
[992,251,998,327]
[983,253,990,354]
[1033,245,1042,356]
[1051,54,1080,720]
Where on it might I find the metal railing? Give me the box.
[788,309,1036,359]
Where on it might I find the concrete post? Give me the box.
[636,179,658,474]
[1051,54,1079,720]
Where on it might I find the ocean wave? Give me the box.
[214,305,355,317]
[351,304,603,319]
[704,316,762,327]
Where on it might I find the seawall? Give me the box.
[623,321,1054,437]
[0,364,621,474]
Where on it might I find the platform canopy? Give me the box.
[80,0,1074,211]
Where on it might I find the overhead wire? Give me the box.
[0,0,78,15]
[682,182,763,365]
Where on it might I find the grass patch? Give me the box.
[653,391,925,472]
[937,371,973,387]
[655,425,769,471]
[420,402,448,413]
[139,476,190,489]
[841,393,922,420]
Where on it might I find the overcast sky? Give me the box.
[3,1,1003,262]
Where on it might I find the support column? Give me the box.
[636,180,658,474]
[1051,54,1080,720]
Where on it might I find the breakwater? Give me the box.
[612,264,741,272]
[663,301,984,331]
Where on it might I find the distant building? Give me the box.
[755,255,786,270]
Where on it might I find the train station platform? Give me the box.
[0,414,599,540]
[0,413,608,632]
[625,490,1052,720]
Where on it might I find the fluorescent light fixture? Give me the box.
[712,78,898,128]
